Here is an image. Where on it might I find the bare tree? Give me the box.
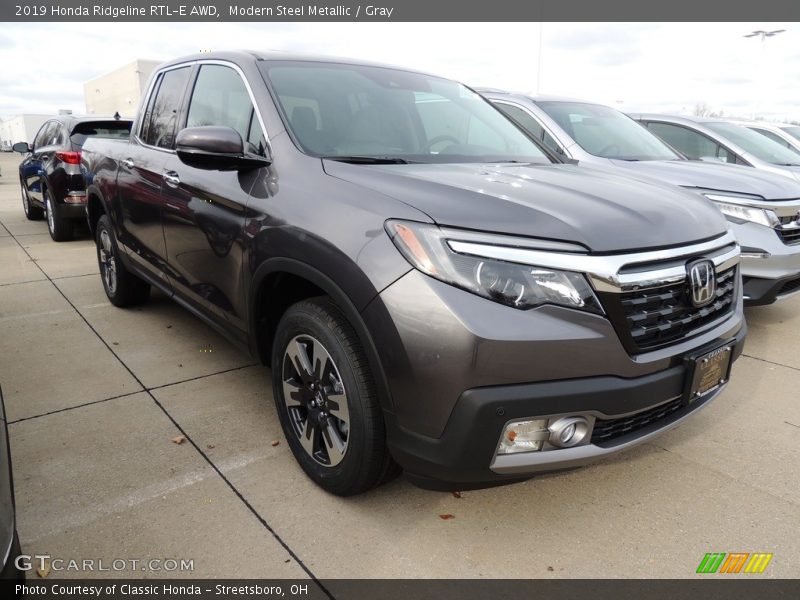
[693,103,726,118]
[693,102,713,117]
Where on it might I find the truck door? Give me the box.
[116,65,192,287]
[160,63,267,334]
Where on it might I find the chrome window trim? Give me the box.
[447,231,739,293]
[135,59,271,157]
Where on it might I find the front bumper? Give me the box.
[730,221,800,305]
[363,266,746,490]
[743,274,800,305]
[386,326,745,489]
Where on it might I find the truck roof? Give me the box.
[157,50,445,80]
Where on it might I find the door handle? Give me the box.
[162,171,180,187]
[121,158,134,169]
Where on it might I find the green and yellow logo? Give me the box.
[696,552,773,574]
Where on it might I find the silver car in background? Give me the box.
[629,113,800,182]
[479,91,800,305]
[736,120,800,156]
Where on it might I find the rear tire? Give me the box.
[96,214,150,307]
[45,189,74,242]
[272,298,395,496]
[21,180,43,220]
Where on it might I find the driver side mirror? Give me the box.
[12,142,32,154]
[175,126,270,171]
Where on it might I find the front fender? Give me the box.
[249,256,396,414]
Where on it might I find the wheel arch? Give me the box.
[250,258,394,413]
[86,184,108,237]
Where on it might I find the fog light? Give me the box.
[497,419,548,454]
[548,417,590,448]
[559,422,577,445]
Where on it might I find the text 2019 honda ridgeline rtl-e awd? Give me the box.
[81,52,746,495]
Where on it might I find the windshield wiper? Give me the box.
[322,155,415,165]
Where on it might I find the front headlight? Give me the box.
[385,220,603,314]
[702,193,779,228]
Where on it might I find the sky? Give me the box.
[1,22,798,122]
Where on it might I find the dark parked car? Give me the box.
[14,116,132,241]
[81,51,745,495]
[0,387,22,581]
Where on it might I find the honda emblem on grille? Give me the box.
[687,260,717,308]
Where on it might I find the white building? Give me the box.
[83,59,161,118]
[0,114,52,149]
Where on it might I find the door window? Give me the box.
[141,67,191,149]
[751,127,800,154]
[646,122,734,163]
[186,64,264,155]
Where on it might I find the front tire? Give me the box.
[272,298,395,496]
[45,189,74,241]
[96,214,150,307]
[21,180,43,220]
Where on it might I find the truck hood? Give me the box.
[607,159,800,201]
[323,161,728,253]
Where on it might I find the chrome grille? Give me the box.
[598,265,738,354]
[776,216,800,245]
[778,277,800,297]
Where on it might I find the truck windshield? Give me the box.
[70,121,132,148]
[705,122,800,166]
[260,61,550,164]
[537,101,679,161]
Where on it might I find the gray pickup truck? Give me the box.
[81,51,745,495]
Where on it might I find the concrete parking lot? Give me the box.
[1,151,799,580]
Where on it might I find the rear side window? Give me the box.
[186,64,265,155]
[70,121,132,148]
[33,122,54,148]
[52,125,66,147]
[140,67,191,149]
[646,122,734,163]
[34,121,64,148]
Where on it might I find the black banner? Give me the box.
[5,579,800,600]
[3,0,800,22]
